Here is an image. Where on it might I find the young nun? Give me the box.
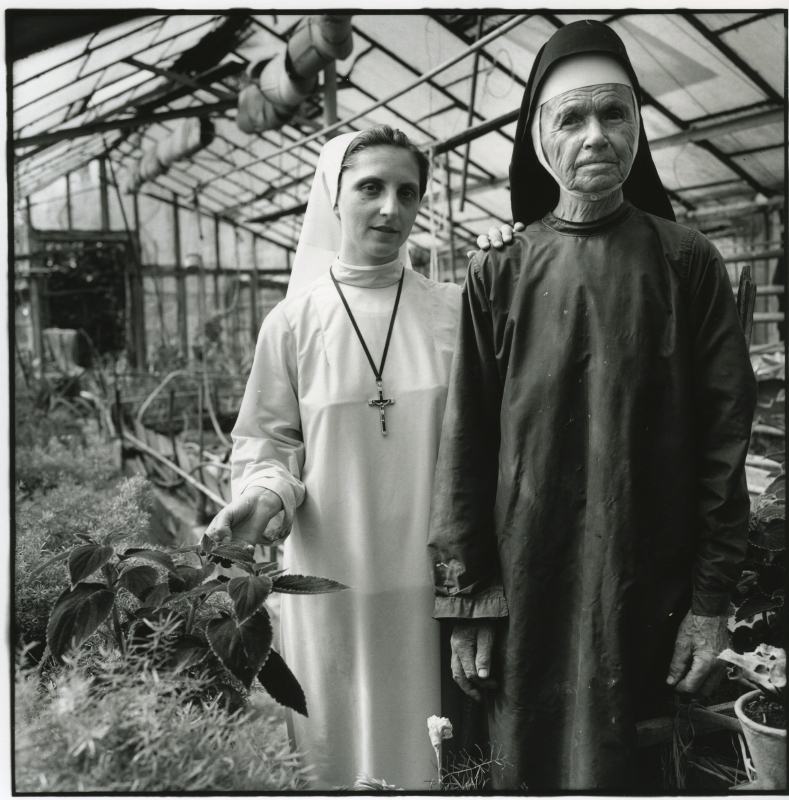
[207,125,461,789]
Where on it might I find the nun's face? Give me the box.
[334,146,421,266]
[540,83,638,194]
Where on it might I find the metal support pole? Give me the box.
[26,199,45,376]
[444,154,457,284]
[213,214,221,311]
[99,157,110,231]
[173,192,188,357]
[459,16,484,212]
[250,235,260,337]
[65,172,73,229]
[324,60,338,132]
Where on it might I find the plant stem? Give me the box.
[103,563,126,655]
[185,601,197,635]
[111,602,126,656]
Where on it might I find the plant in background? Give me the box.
[719,645,786,697]
[718,644,786,790]
[731,460,785,655]
[31,528,347,717]
[15,475,151,666]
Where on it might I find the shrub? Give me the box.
[15,422,120,498]
[15,653,311,792]
[15,476,153,655]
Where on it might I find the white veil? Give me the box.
[287,130,413,297]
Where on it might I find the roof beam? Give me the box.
[123,57,235,101]
[246,202,307,225]
[679,12,783,106]
[650,108,784,151]
[643,91,773,196]
[432,108,519,155]
[714,11,784,36]
[13,100,234,150]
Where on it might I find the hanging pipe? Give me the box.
[237,14,354,134]
[120,118,215,194]
[219,14,530,185]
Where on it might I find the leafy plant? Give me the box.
[32,530,347,716]
[15,475,152,663]
[731,460,785,654]
[718,645,786,703]
[15,649,312,791]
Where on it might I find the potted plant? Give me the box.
[718,644,786,790]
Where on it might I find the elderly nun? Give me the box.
[428,20,756,790]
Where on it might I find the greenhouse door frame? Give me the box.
[27,228,146,369]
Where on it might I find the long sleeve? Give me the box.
[685,231,758,615]
[231,305,306,541]
[428,257,509,619]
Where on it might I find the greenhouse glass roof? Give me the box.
[10,11,787,254]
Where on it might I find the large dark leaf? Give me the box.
[23,549,71,587]
[117,565,159,600]
[119,548,178,574]
[47,582,116,661]
[749,519,786,552]
[228,575,273,623]
[141,582,173,608]
[257,649,308,716]
[209,542,255,569]
[735,591,784,622]
[168,563,216,594]
[756,563,786,598]
[176,579,226,601]
[272,574,348,594]
[69,544,115,586]
[206,610,273,689]
[171,633,210,670]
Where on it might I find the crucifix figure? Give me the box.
[369,380,394,435]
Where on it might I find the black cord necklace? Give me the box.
[329,265,405,436]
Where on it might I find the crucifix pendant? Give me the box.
[368,380,394,435]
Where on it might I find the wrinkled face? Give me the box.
[540,83,638,194]
[334,146,421,266]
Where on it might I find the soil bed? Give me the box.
[743,694,786,729]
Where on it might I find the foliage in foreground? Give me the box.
[15,652,311,792]
[34,523,347,716]
[15,473,152,654]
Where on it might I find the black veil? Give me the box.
[509,20,675,225]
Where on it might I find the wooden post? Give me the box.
[99,157,110,231]
[173,192,188,357]
[250,235,260,337]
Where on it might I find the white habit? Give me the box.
[231,256,461,789]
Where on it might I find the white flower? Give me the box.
[427,715,453,749]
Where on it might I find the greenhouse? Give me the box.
[10,10,787,794]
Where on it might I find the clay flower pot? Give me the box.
[734,689,786,790]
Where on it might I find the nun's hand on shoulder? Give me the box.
[472,221,525,255]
